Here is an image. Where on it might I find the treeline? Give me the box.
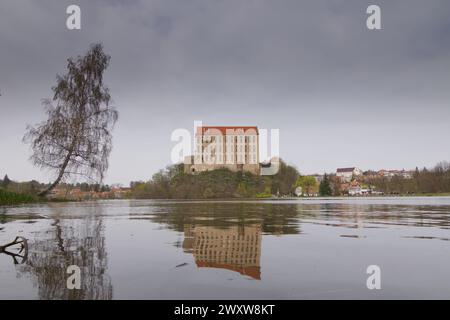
[0,175,42,205]
[0,175,45,195]
[60,182,112,193]
[0,174,115,205]
[365,162,450,195]
[129,160,299,199]
[0,175,112,195]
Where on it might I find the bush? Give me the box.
[256,193,272,198]
[0,188,40,206]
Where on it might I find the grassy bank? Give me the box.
[414,192,450,197]
[0,189,41,206]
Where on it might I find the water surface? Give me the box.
[1,197,450,299]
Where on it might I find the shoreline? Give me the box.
[3,193,450,207]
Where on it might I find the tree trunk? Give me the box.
[38,150,73,197]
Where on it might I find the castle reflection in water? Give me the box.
[182,224,262,280]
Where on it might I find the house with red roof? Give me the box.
[336,167,362,182]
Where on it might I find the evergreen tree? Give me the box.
[2,174,11,188]
[319,173,332,196]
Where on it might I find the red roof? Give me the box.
[196,126,258,135]
[337,167,356,173]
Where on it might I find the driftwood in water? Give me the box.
[0,236,28,264]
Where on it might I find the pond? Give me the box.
[1,197,450,299]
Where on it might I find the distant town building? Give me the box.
[336,167,362,182]
[377,169,413,179]
[48,186,127,200]
[260,157,280,176]
[111,187,131,199]
[184,126,260,175]
[348,181,370,196]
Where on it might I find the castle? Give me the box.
[184,126,261,175]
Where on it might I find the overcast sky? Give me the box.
[1,0,449,185]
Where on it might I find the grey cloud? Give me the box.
[1,0,449,183]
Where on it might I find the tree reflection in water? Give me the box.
[143,202,303,280]
[146,202,303,235]
[0,236,28,264]
[17,215,112,300]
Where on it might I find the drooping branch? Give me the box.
[0,236,29,264]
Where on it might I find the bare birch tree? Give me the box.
[24,43,118,196]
